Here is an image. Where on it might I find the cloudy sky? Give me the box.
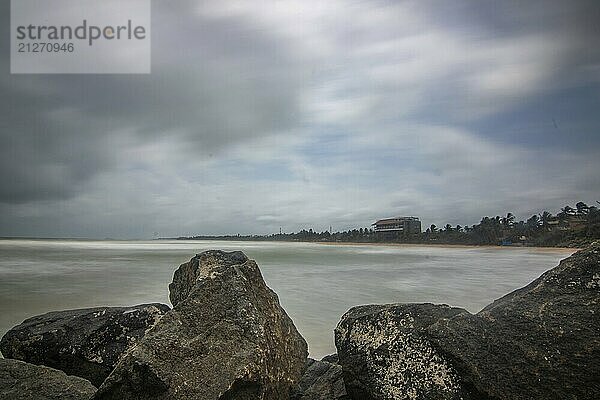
[1,0,599,238]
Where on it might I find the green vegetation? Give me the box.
[418,201,600,247]
[177,201,600,248]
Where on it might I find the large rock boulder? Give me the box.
[335,243,600,400]
[0,303,170,387]
[291,358,348,400]
[94,250,308,400]
[335,304,472,400]
[0,358,96,400]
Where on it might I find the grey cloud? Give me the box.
[0,0,305,204]
[0,0,599,237]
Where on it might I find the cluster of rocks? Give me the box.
[0,304,170,387]
[334,242,600,400]
[1,244,599,399]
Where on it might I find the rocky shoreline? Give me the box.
[1,243,598,399]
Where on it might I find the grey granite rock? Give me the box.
[335,243,600,400]
[335,304,471,400]
[0,303,170,387]
[320,354,339,364]
[291,358,348,400]
[94,250,308,400]
[0,358,96,400]
[168,250,249,307]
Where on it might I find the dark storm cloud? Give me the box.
[0,0,304,204]
[0,0,598,237]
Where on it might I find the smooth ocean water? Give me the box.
[0,239,574,358]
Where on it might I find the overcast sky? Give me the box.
[1,0,599,238]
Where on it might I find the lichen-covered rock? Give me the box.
[0,303,170,387]
[291,358,348,400]
[335,243,600,400]
[94,250,308,400]
[0,358,96,400]
[335,304,473,400]
[168,250,249,307]
[436,242,600,399]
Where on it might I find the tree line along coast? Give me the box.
[174,201,600,248]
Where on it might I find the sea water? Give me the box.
[0,239,574,358]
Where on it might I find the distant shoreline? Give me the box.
[162,237,579,253]
[313,241,578,252]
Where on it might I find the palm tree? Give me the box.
[502,212,515,228]
[507,212,515,225]
[526,214,540,230]
[558,205,575,220]
[539,211,552,226]
[575,202,589,216]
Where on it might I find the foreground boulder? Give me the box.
[0,358,96,400]
[336,243,600,399]
[336,304,470,400]
[0,303,170,387]
[95,250,308,400]
[291,358,348,400]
